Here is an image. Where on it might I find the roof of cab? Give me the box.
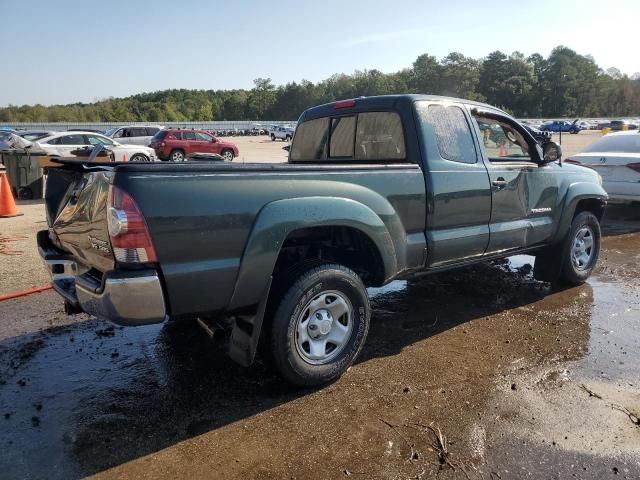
[299,94,504,122]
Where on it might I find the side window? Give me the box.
[329,116,355,158]
[182,131,196,141]
[86,135,114,146]
[112,129,124,138]
[130,128,147,137]
[47,137,61,145]
[58,134,86,145]
[146,127,160,136]
[471,115,532,162]
[427,105,477,164]
[195,132,212,141]
[355,112,405,161]
[290,117,329,161]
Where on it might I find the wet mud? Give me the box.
[0,205,639,479]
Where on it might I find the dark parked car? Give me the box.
[39,95,606,386]
[610,120,638,131]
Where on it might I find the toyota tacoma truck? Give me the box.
[38,95,607,386]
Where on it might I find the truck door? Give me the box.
[415,101,492,266]
[468,110,560,254]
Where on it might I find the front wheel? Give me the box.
[271,134,276,141]
[221,149,234,161]
[268,264,370,387]
[130,154,149,162]
[559,211,601,285]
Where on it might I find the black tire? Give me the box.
[17,187,33,200]
[221,149,234,162]
[130,153,149,162]
[170,149,185,162]
[271,134,276,141]
[268,264,370,387]
[558,211,601,285]
[285,135,292,142]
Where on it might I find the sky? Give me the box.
[1,0,638,107]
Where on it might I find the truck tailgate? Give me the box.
[45,166,115,273]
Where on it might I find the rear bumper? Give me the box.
[37,230,167,326]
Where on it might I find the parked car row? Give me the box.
[29,131,158,162]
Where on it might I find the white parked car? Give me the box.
[566,131,640,202]
[32,131,157,162]
[270,125,295,141]
[104,125,163,146]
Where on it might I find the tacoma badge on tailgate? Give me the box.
[88,235,111,253]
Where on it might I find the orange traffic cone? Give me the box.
[0,171,23,218]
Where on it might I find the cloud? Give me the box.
[344,28,427,47]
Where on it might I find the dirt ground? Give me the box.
[1,131,639,479]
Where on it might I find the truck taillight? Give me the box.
[627,163,640,173]
[107,185,157,263]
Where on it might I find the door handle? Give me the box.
[492,178,507,189]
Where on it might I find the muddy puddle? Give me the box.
[0,231,638,479]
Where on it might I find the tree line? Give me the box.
[1,46,639,123]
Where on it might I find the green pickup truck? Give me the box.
[38,95,607,386]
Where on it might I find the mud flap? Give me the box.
[227,277,273,367]
[533,245,563,282]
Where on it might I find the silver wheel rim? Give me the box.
[172,151,184,161]
[571,226,595,270]
[223,151,233,161]
[132,154,148,162]
[294,290,354,365]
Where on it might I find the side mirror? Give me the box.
[542,142,562,163]
[211,137,217,143]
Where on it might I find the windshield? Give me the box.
[20,132,50,141]
[151,130,167,141]
[104,127,118,137]
[582,134,640,153]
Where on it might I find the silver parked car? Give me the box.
[104,125,164,146]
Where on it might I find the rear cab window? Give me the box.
[290,111,406,163]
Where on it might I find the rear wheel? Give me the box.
[285,135,292,142]
[170,149,185,162]
[268,264,370,386]
[17,187,33,200]
[271,134,276,141]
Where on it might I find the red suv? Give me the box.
[150,129,239,162]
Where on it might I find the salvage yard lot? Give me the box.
[0,130,639,479]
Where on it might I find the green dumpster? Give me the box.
[1,150,44,200]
